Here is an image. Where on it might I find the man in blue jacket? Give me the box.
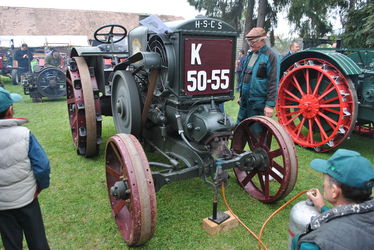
[14,43,33,74]
[237,27,280,126]
[0,87,50,250]
[293,149,374,250]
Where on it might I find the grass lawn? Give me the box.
[1,77,373,250]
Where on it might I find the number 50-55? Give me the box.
[186,69,230,92]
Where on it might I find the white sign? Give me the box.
[139,15,172,34]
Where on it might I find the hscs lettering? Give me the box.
[194,20,222,30]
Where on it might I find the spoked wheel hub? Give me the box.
[110,180,130,200]
[277,58,358,152]
[299,94,320,118]
[231,116,298,203]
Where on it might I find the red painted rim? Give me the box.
[277,58,358,152]
[66,57,102,157]
[231,116,298,203]
[105,133,157,246]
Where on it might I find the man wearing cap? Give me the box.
[237,27,280,124]
[44,50,63,69]
[0,87,50,249]
[292,149,374,250]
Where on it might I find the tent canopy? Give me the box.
[0,35,89,48]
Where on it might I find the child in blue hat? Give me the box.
[293,149,374,250]
[0,87,50,249]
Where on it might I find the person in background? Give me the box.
[0,87,51,250]
[235,49,246,92]
[14,43,33,75]
[282,41,301,60]
[292,149,374,250]
[44,50,63,69]
[237,27,280,125]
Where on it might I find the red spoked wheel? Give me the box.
[66,57,102,157]
[277,58,358,152]
[231,116,298,203]
[105,134,157,246]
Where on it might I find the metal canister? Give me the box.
[288,200,321,249]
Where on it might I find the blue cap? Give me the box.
[310,149,374,189]
[0,87,22,113]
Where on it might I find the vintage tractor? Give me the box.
[65,18,298,246]
[22,63,66,102]
[277,48,374,152]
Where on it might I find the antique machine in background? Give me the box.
[65,18,298,246]
[22,64,66,102]
[277,48,374,152]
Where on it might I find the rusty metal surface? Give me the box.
[105,133,157,246]
[231,116,298,203]
[66,57,101,157]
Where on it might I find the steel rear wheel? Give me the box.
[66,57,102,157]
[105,133,157,246]
[231,116,298,203]
[277,58,358,152]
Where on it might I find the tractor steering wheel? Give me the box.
[94,24,127,44]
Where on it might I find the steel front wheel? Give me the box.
[105,134,157,246]
[66,57,102,157]
[277,58,358,152]
[231,116,298,203]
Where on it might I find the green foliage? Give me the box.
[1,77,373,249]
[274,0,336,39]
[342,3,374,48]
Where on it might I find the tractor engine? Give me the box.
[112,18,237,160]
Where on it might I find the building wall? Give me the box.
[0,6,182,40]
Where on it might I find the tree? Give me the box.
[257,0,267,27]
[242,0,256,51]
[188,0,279,48]
[342,2,374,48]
[273,0,336,39]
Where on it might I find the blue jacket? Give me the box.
[239,45,280,107]
[29,133,50,189]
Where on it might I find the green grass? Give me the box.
[1,77,373,250]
